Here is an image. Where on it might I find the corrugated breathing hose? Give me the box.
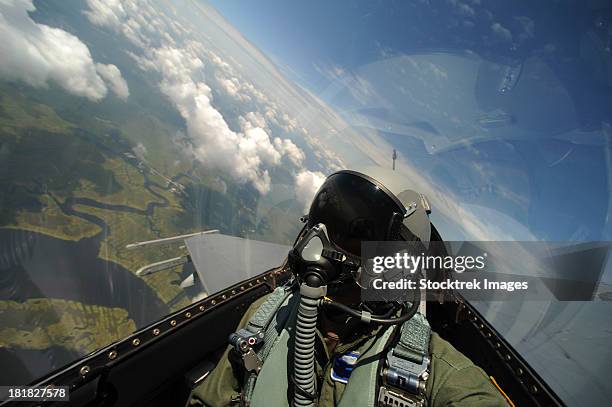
[293,283,326,407]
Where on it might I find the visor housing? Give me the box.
[307,170,406,256]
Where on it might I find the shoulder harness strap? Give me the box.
[229,284,296,405]
[378,312,431,407]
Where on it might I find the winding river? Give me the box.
[0,130,199,384]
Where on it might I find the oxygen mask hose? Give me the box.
[293,278,327,407]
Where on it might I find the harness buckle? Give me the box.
[383,349,429,394]
[378,386,425,407]
[383,348,429,395]
[229,329,264,374]
[378,346,430,406]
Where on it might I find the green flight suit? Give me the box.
[191,294,509,407]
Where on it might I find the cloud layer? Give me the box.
[0,0,128,101]
[95,63,130,100]
[85,0,323,197]
[147,44,305,194]
[295,170,325,212]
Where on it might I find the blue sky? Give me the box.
[206,0,595,98]
[207,0,612,243]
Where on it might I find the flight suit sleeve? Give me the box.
[190,295,271,407]
[426,332,510,407]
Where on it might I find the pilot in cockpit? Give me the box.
[191,169,510,407]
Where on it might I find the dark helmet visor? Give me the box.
[307,171,406,256]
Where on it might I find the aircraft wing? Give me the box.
[185,233,291,295]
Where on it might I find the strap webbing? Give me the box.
[246,287,291,333]
[393,312,431,364]
[243,286,296,404]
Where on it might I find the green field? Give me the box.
[0,74,304,368]
[0,80,239,358]
[0,299,136,355]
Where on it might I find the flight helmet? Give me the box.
[306,168,432,258]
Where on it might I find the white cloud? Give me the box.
[205,49,234,74]
[240,123,282,166]
[208,51,272,104]
[84,0,149,48]
[218,76,239,97]
[132,142,147,159]
[0,0,128,101]
[145,44,312,194]
[448,0,476,17]
[83,0,334,197]
[458,3,475,17]
[162,75,273,193]
[215,74,251,102]
[152,46,204,84]
[95,63,129,100]
[243,111,267,129]
[491,22,512,42]
[125,50,156,71]
[274,138,305,167]
[83,0,126,28]
[295,170,325,211]
[514,16,535,42]
[211,177,228,194]
[240,80,267,104]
